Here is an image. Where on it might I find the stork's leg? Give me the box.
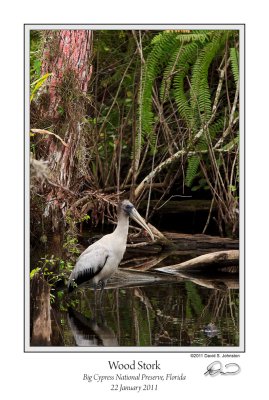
[93,284,98,317]
[99,280,106,306]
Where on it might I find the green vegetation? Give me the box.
[30,255,73,286]
[30,28,240,283]
[139,29,239,236]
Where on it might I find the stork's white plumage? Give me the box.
[67,200,154,293]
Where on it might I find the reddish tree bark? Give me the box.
[31,30,93,231]
[41,30,92,119]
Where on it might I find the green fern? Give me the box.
[175,30,214,44]
[230,47,239,84]
[186,154,201,187]
[152,30,213,45]
[184,32,230,187]
[139,29,238,189]
[190,31,227,124]
[208,116,227,139]
[174,31,237,193]
[160,46,183,103]
[160,32,214,107]
[185,134,208,187]
[140,32,179,148]
[173,42,202,130]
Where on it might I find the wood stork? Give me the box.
[67,200,154,294]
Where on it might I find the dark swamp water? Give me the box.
[30,243,239,348]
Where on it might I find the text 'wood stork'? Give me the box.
[67,200,154,294]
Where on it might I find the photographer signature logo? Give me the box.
[204,361,241,377]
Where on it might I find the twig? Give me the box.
[31,128,69,147]
[202,191,216,234]
[155,195,192,211]
[132,30,145,64]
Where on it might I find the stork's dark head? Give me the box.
[120,199,135,216]
[119,199,154,241]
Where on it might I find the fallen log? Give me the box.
[121,253,171,271]
[156,250,239,274]
[172,271,239,290]
[162,232,239,250]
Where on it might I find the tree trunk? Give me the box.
[40,30,92,120]
[31,30,93,232]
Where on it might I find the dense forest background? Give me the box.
[30,29,239,252]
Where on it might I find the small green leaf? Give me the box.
[191,185,201,192]
[30,72,52,102]
[30,267,41,279]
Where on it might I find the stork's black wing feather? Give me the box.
[68,245,109,292]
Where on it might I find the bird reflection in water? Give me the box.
[67,308,118,347]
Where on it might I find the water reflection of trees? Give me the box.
[124,283,239,347]
[30,279,239,347]
[30,276,52,346]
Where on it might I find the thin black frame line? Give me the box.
[24,23,245,353]
[24,23,245,26]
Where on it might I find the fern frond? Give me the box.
[185,132,209,187]
[160,45,183,103]
[190,31,227,124]
[185,154,201,187]
[173,42,202,130]
[175,30,213,44]
[208,116,226,139]
[230,47,239,84]
[152,30,214,45]
[160,32,216,104]
[140,32,179,143]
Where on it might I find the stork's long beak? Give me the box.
[130,208,155,241]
